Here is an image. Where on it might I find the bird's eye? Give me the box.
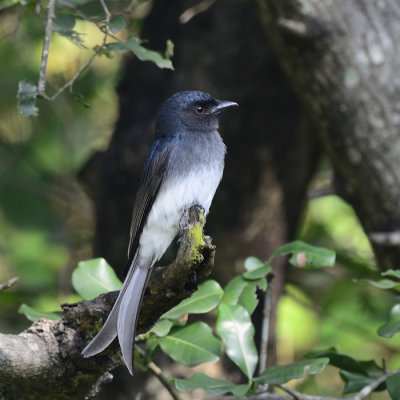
[195,106,204,114]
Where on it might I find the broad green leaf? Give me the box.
[149,319,173,337]
[108,16,127,34]
[17,81,38,117]
[107,36,173,69]
[0,0,20,10]
[378,302,400,338]
[18,304,61,322]
[53,14,76,33]
[243,262,271,280]
[387,373,400,400]
[157,322,221,366]
[216,303,258,378]
[354,278,400,290]
[272,240,335,269]
[175,373,250,397]
[72,258,122,300]
[244,256,264,271]
[161,280,223,320]
[222,275,266,315]
[254,358,329,385]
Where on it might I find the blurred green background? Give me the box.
[0,3,398,398]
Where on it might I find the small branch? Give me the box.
[179,0,217,24]
[136,346,181,400]
[258,272,274,375]
[37,0,56,97]
[278,385,339,400]
[369,230,400,245]
[352,366,400,400]
[98,0,111,25]
[0,277,19,291]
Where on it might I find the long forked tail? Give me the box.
[81,253,151,375]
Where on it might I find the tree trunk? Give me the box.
[257,0,400,270]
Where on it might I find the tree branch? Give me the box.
[0,206,215,400]
[37,0,55,97]
[0,277,19,291]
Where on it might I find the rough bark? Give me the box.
[257,0,400,270]
[0,206,214,400]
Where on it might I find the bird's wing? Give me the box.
[127,135,175,262]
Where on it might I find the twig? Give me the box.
[258,272,274,375]
[352,366,400,400]
[369,230,400,245]
[278,385,339,400]
[136,346,181,400]
[37,0,56,97]
[179,0,217,24]
[98,0,111,25]
[0,277,19,291]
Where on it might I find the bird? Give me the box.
[81,90,238,375]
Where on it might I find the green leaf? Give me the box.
[18,304,61,322]
[157,322,221,366]
[53,14,76,33]
[254,358,329,385]
[272,240,336,269]
[107,36,173,69]
[72,258,122,300]
[149,319,173,337]
[175,373,250,397]
[387,373,400,400]
[108,16,127,34]
[383,269,400,279]
[244,256,264,271]
[17,81,38,117]
[307,348,374,374]
[378,301,400,338]
[161,280,223,320]
[354,278,400,290]
[222,276,266,315]
[243,263,271,280]
[216,303,258,378]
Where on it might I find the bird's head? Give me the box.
[156,91,238,134]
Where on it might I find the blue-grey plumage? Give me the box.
[81,91,238,375]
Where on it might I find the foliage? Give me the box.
[22,241,400,398]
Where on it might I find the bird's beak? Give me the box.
[211,100,239,114]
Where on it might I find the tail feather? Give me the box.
[81,252,146,365]
[117,264,150,375]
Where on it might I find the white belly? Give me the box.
[138,163,223,263]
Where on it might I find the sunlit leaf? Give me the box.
[161,280,223,320]
[157,322,221,366]
[107,36,173,69]
[109,16,127,34]
[354,278,400,291]
[243,262,271,280]
[216,303,258,378]
[254,358,329,385]
[222,275,266,315]
[149,319,173,337]
[382,270,400,279]
[378,301,400,338]
[175,373,250,397]
[272,240,336,269]
[72,258,122,300]
[18,304,61,322]
[244,256,264,271]
[17,81,38,117]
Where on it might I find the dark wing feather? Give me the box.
[127,135,175,263]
